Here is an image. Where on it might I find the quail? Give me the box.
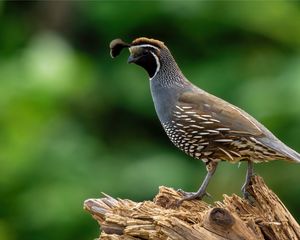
[109,37,300,202]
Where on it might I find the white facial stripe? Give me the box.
[150,52,160,80]
[130,44,160,52]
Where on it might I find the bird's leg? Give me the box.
[177,161,218,204]
[241,160,254,199]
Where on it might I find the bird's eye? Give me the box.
[143,49,150,55]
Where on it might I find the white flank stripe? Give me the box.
[175,105,184,111]
[182,106,193,109]
[216,128,230,131]
[214,139,233,142]
[218,147,234,160]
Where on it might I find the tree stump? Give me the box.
[84,176,300,239]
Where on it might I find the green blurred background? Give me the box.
[1,1,300,239]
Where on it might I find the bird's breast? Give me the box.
[150,80,179,123]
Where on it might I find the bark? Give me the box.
[84,176,300,240]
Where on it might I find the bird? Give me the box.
[109,37,300,203]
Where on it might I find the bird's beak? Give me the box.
[127,54,136,63]
[127,47,142,64]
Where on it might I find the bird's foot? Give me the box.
[241,180,256,204]
[176,189,211,206]
[241,161,256,204]
[241,184,251,199]
[175,161,217,206]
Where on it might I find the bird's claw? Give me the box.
[176,189,212,206]
[242,187,250,199]
[241,182,256,204]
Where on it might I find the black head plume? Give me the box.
[110,39,130,58]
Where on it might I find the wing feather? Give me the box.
[178,90,264,137]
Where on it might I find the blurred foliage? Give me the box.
[0,1,300,239]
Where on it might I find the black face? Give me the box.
[128,47,159,78]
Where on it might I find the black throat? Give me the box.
[135,53,158,78]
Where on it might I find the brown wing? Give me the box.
[177,90,265,137]
[172,90,292,162]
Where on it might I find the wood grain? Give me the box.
[84,176,300,239]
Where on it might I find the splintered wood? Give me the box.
[84,176,300,239]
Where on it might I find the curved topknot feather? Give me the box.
[109,39,130,58]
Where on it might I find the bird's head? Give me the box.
[110,37,169,79]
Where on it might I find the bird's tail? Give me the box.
[290,150,300,163]
[280,145,300,163]
[260,136,300,163]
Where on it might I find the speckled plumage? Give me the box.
[110,37,300,202]
[161,90,299,164]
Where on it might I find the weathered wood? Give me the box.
[84,176,300,239]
